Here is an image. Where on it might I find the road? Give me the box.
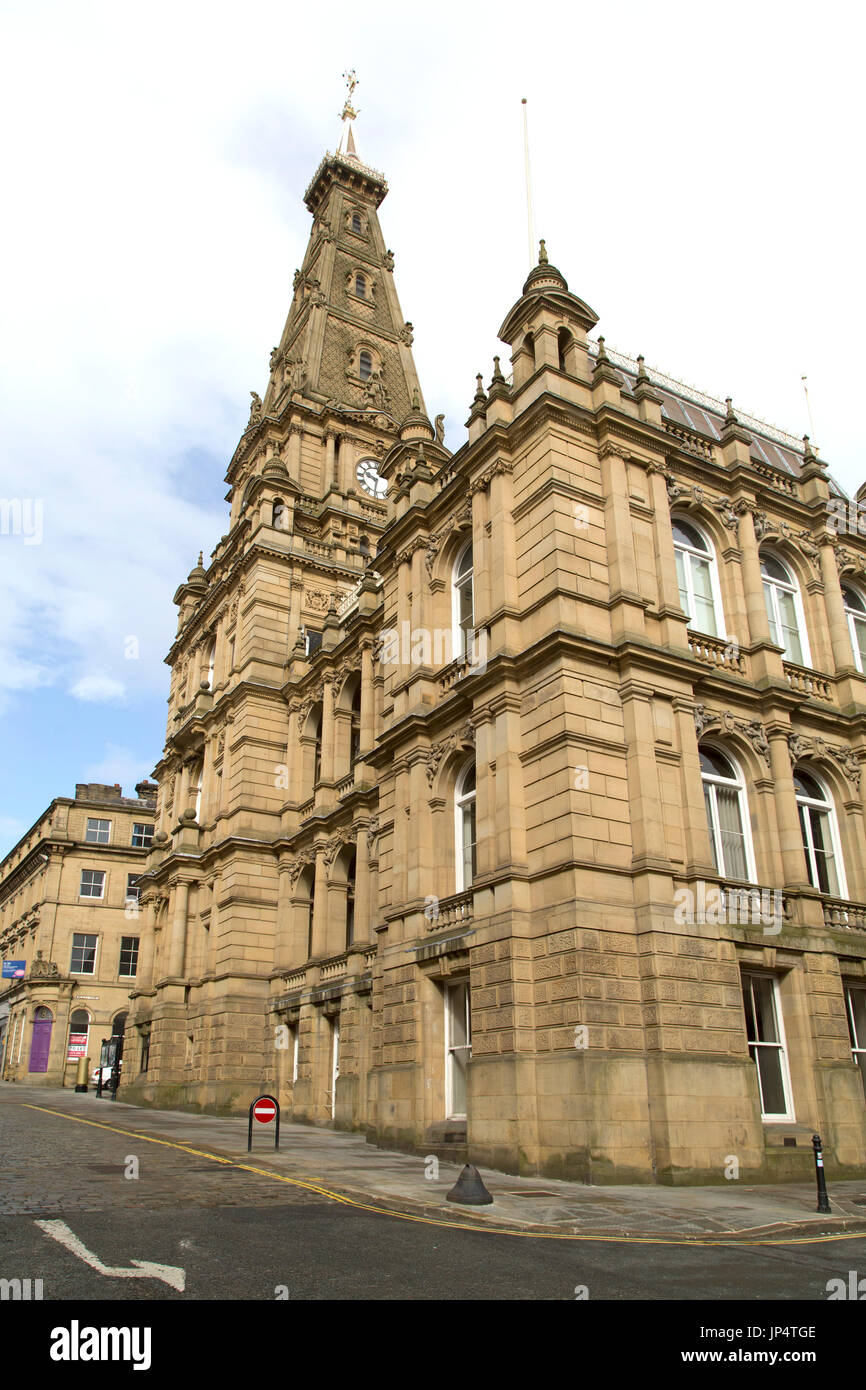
[2,1088,866,1303]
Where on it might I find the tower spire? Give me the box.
[337,68,360,160]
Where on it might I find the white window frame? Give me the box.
[204,642,216,690]
[454,759,477,893]
[118,936,140,978]
[445,979,471,1120]
[842,585,866,674]
[291,1026,299,1084]
[700,744,757,883]
[794,769,848,899]
[85,818,111,845]
[79,869,106,900]
[671,517,727,639]
[844,984,866,1101]
[193,766,203,824]
[451,538,474,662]
[741,971,795,1121]
[70,933,99,976]
[330,1019,340,1120]
[760,550,812,666]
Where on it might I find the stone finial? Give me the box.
[491,355,505,384]
[725,396,737,423]
[434,413,445,444]
[636,354,648,381]
[198,551,203,568]
[412,389,421,411]
[803,434,816,460]
[473,373,487,405]
[597,336,609,363]
[538,239,548,265]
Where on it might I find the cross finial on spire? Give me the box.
[538,239,548,265]
[339,69,359,127]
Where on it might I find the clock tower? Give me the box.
[126,97,438,1110]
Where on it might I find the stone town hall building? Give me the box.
[125,109,866,1183]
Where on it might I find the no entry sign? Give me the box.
[248,1094,280,1152]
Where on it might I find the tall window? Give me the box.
[794,770,846,897]
[842,585,866,673]
[119,937,140,977]
[345,852,356,949]
[672,519,724,637]
[85,818,111,844]
[203,642,215,690]
[312,709,323,787]
[349,684,361,767]
[453,540,474,660]
[445,980,471,1119]
[70,933,98,975]
[330,1018,340,1119]
[193,766,203,823]
[79,870,105,899]
[700,746,754,881]
[351,213,362,235]
[741,972,794,1119]
[354,273,367,298]
[455,761,477,892]
[306,875,315,959]
[845,985,866,1103]
[131,823,153,848]
[273,499,288,531]
[125,874,141,903]
[359,350,372,382]
[760,551,810,665]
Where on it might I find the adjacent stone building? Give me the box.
[124,108,866,1183]
[0,782,156,1085]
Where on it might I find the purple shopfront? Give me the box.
[28,1007,53,1073]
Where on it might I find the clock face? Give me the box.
[356,458,387,499]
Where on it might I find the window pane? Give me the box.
[717,785,749,879]
[461,802,476,887]
[809,808,840,896]
[777,587,803,664]
[690,557,718,636]
[754,1045,787,1115]
[675,549,690,617]
[853,614,866,670]
[751,975,780,1043]
[847,988,866,1050]
[704,785,721,872]
[763,582,780,645]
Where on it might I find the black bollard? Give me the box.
[812,1133,832,1214]
[446,1163,493,1205]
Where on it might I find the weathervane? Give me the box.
[340,68,359,123]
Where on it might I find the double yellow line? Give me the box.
[23,1104,865,1247]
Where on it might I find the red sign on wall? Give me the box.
[67,1032,88,1060]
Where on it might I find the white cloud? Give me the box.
[69,676,126,704]
[83,744,156,789]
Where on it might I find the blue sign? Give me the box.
[2,961,26,979]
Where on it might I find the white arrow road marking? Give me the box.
[35,1219,186,1291]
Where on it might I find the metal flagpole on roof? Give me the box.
[522,98,536,272]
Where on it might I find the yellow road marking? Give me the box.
[22,1103,866,1248]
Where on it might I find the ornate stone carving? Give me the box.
[425,498,473,583]
[693,707,771,767]
[323,831,353,871]
[712,495,740,532]
[383,249,395,271]
[288,848,316,887]
[248,392,263,426]
[29,950,59,978]
[751,510,769,541]
[398,321,414,345]
[787,733,861,789]
[434,414,445,445]
[305,589,330,611]
[426,720,476,787]
[366,815,380,861]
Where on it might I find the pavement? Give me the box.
[5,1082,866,1242]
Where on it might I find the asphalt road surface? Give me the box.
[3,1089,866,1303]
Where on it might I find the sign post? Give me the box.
[248,1094,280,1152]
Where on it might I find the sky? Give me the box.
[0,0,864,856]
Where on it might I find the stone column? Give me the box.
[325,431,337,490]
[820,541,856,672]
[647,464,688,651]
[135,897,158,989]
[359,642,375,755]
[354,827,371,941]
[311,849,329,958]
[319,676,336,786]
[601,446,644,641]
[274,862,294,972]
[167,881,189,978]
[768,729,810,889]
[620,681,670,871]
[738,507,773,647]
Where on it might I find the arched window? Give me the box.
[67,1009,90,1066]
[760,551,810,666]
[672,519,724,637]
[557,327,573,373]
[794,769,847,897]
[345,852,356,949]
[359,350,373,382]
[306,872,315,959]
[203,642,215,692]
[455,761,477,892]
[349,683,361,767]
[193,765,203,823]
[523,331,535,369]
[354,273,367,299]
[359,533,371,558]
[312,708,323,787]
[842,585,866,673]
[273,499,288,531]
[700,746,755,881]
[351,213,362,235]
[453,540,474,661]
